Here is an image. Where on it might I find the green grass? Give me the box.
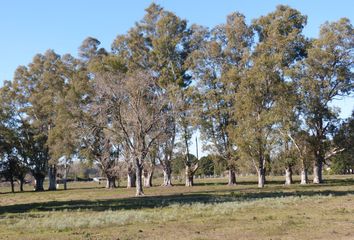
[0,175,354,239]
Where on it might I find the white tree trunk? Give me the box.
[162,168,173,186]
[258,168,265,188]
[313,159,323,184]
[284,166,293,185]
[135,165,144,196]
[143,169,153,187]
[185,166,194,187]
[300,168,308,185]
[127,169,136,188]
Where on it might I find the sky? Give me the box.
[0,0,353,118]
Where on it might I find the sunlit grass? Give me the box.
[0,175,353,239]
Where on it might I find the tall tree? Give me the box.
[112,3,199,186]
[191,12,253,185]
[13,50,70,190]
[332,111,354,174]
[47,53,91,190]
[295,18,354,183]
[234,6,307,188]
[94,70,173,195]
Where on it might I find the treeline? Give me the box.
[0,4,353,195]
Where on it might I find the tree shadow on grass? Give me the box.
[1,187,353,215]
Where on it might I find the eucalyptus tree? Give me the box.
[94,70,173,195]
[191,12,253,185]
[233,6,307,188]
[294,18,354,183]
[332,111,354,174]
[0,83,19,192]
[2,75,49,192]
[12,50,71,190]
[143,146,157,187]
[75,37,124,189]
[47,53,91,190]
[112,3,199,186]
[80,122,120,189]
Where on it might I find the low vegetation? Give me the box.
[1,175,353,239]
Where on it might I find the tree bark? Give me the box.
[162,168,173,187]
[106,176,117,189]
[284,166,293,185]
[48,165,57,191]
[258,167,265,188]
[313,158,323,184]
[34,175,45,191]
[185,166,194,187]
[135,164,144,196]
[143,169,154,188]
[300,168,308,185]
[10,178,15,193]
[185,175,193,187]
[63,165,68,190]
[127,170,136,188]
[228,169,237,185]
[257,154,266,188]
[19,178,24,192]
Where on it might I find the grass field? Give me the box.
[0,175,353,240]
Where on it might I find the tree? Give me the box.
[47,53,90,190]
[93,70,173,195]
[295,18,354,183]
[80,125,120,189]
[13,50,72,191]
[0,83,17,193]
[112,3,199,187]
[1,80,46,192]
[234,6,307,188]
[196,155,215,176]
[332,111,354,174]
[191,12,253,185]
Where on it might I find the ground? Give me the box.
[0,175,353,240]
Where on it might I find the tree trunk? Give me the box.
[300,168,308,185]
[48,165,57,191]
[63,166,68,190]
[106,176,117,189]
[127,170,136,188]
[10,178,15,193]
[19,178,24,192]
[34,175,45,191]
[257,154,266,188]
[228,169,237,185]
[284,166,293,185]
[257,168,265,188]
[185,166,194,187]
[135,164,144,196]
[313,158,323,184]
[162,168,173,187]
[185,175,193,187]
[143,169,154,188]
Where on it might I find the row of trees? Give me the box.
[0,4,353,195]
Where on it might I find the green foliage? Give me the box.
[196,155,214,176]
[294,18,354,170]
[331,112,354,174]
[172,153,197,175]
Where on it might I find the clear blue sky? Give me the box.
[1,0,353,118]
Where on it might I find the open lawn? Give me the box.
[0,175,353,240]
